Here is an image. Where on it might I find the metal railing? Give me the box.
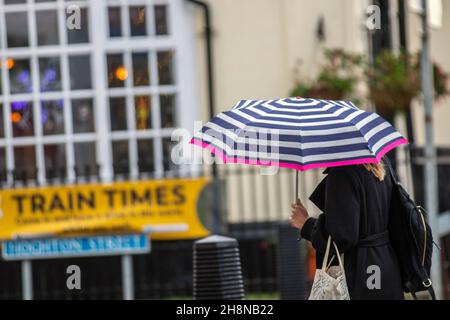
[1,152,449,299]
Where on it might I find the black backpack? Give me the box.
[385,160,436,300]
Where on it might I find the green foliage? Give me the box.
[290,48,450,114]
[366,50,421,114]
[290,49,363,100]
[366,50,450,113]
[433,62,450,98]
[290,83,311,98]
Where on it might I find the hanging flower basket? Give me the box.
[290,49,363,101]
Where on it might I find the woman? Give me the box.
[289,159,404,299]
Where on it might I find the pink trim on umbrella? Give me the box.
[190,137,408,171]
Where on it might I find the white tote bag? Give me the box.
[308,236,350,300]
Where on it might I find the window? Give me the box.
[39,57,62,92]
[107,4,170,38]
[107,54,126,88]
[6,12,29,47]
[72,99,95,133]
[0,148,6,182]
[44,144,66,179]
[0,104,4,138]
[0,0,96,183]
[109,97,127,131]
[74,142,97,177]
[5,0,27,4]
[129,6,147,37]
[9,59,32,94]
[66,8,89,44]
[132,52,149,86]
[36,10,59,46]
[69,55,92,90]
[135,96,152,130]
[160,94,176,128]
[163,138,178,171]
[155,5,169,36]
[105,2,181,177]
[157,51,175,85]
[137,139,154,173]
[108,7,122,38]
[112,141,129,175]
[42,100,65,135]
[14,146,36,180]
[0,1,191,185]
[11,101,34,137]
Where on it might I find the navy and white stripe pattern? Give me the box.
[191,97,408,171]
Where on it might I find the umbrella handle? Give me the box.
[295,170,302,241]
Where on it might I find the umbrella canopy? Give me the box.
[190,97,408,171]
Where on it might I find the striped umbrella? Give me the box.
[190,97,408,196]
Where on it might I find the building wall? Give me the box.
[190,0,370,221]
[193,0,370,120]
[406,0,450,147]
[0,0,198,185]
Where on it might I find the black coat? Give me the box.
[301,162,404,300]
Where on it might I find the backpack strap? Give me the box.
[410,287,436,300]
[383,157,399,184]
[427,286,436,300]
[384,158,437,301]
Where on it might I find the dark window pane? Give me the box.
[0,148,6,182]
[11,101,34,137]
[107,54,126,88]
[138,139,154,173]
[5,0,27,4]
[0,103,4,138]
[44,144,66,179]
[129,6,146,36]
[109,97,127,131]
[163,138,178,172]
[157,51,174,85]
[39,57,62,92]
[112,141,129,175]
[72,99,94,133]
[67,8,89,44]
[160,94,176,128]
[132,52,149,86]
[154,5,168,35]
[6,12,29,48]
[108,7,122,37]
[69,55,92,90]
[36,10,59,46]
[135,96,151,130]
[74,142,96,177]
[42,100,64,135]
[14,146,36,180]
[9,59,32,94]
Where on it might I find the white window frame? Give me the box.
[0,0,199,187]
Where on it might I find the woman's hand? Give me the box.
[290,199,310,229]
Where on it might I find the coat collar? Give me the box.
[309,175,328,211]
[308,168,331,211]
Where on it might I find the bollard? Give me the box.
[193,235,245,300]
[277,223,308,300]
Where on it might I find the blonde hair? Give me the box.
[363,162,386,181]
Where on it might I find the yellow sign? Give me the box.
[0,178,210,241]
